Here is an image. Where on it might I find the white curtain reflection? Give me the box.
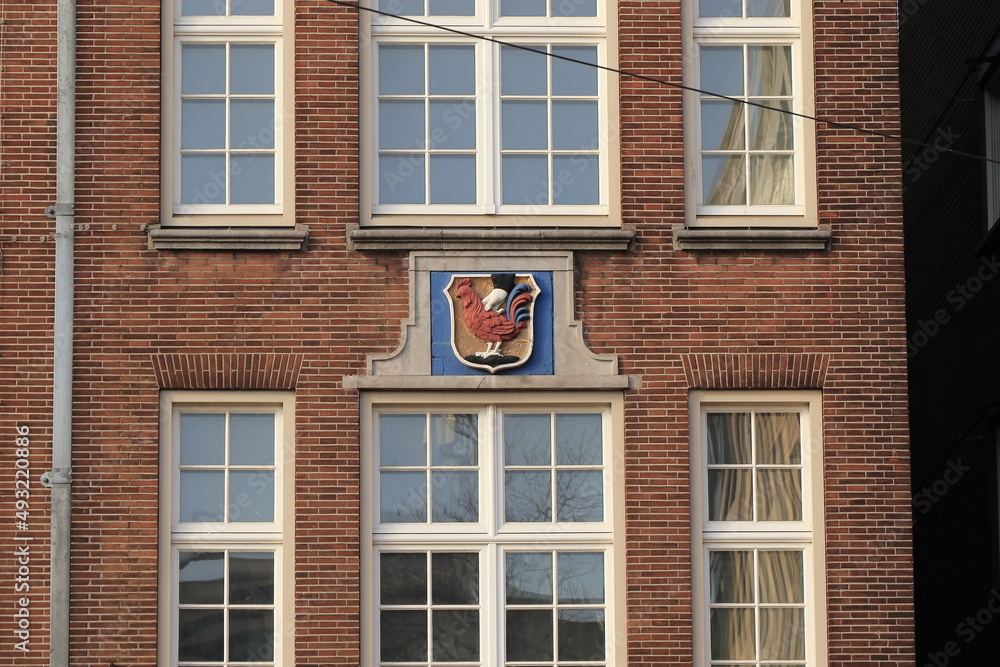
[710,550,806,662]
[704,44,795,206]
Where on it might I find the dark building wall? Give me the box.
[900,2,1000,663]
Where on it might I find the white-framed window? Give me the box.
[162,0,293,227]
[362,391,625,666]
[690,390,827,667]
[683,0,817,227]
[158,390,294,667]
[360,0,620,227]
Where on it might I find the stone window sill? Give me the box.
[347,225,634,252]
[673,224,831,251]
[147,224,309,251]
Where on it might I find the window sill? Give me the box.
[347,225,634,252]
[672,224,831,251]
[148,224,309,252]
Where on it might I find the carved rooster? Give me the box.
[455,275,533,358]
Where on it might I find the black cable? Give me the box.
[326,0,1000,167]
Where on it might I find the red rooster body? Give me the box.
[455,278,531,358]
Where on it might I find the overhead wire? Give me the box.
[327,0,1000,167]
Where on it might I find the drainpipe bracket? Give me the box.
[45,203,75,219]
[40,468,72,488]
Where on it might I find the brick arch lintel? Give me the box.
[151,353,304,390]
[680,353,830,390]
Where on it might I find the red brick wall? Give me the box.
[0,1,912,665]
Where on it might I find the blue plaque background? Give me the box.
[431,271,554,375]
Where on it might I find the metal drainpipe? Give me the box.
[41,0,76,664]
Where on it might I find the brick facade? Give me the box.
[0,1,912,665]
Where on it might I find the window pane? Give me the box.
[558,609,605,661]
[749,154,794,205]
[181,154,227,205]
[429,0,476,14]
[233,0,275,16]
[749,45,792,96]
[709,551,752,603]
[182,0,225,16]
[381,471,427,522]
[700,46,744,96]
[505,470,552,522]
[231,44,275,95]
[379,154,426,204]
[504,414,551,465]
[432,552,479,604]
[180,413,226,465]
[701,100,745,151]
[749,0,790,16]
[708,469,751,521]
[429,45,475,94]
[502,101,548,150]
[556,470,603,522]
[552,100,598,150]
[179,551,224,604]
[506,610,554,661]
[430,100,476,150]
[379,100,426,150]
[556,414,602,465]
[380,45,425,95]
[230,153,275,204]
[699,0,741,17]
[551,46,598,96]
[501,0,545,16]
[381,414,427,466]
[756,413,801,464]
[182,100,226,150]
[552,0,597,17]
[178,608,224,662]
[748,100,793,151]
[179,470,224,522]
[502,155,548,205]
[181,44,225,94]
[710,608,755,660]
[230,470,274,522]
[229,609,274,661]
[381,0,423,14]
[756,469,802,521]
[707,413,751,464]
[381,610,428,662]
[230,99,276,150]
[501,46,547,95]
[230,413,275,465]
[703,154,746,205]
[759,550,804,603]
[552,154,599,205]
[430,156,477,204]
[760,608,805,660]
[381,553,427,605]
[557,552,604,604]
[431,470,479,522]
[506,552,553,604]
[433,610,480,661]
[230,552,274,604]
[431,414,478,466]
